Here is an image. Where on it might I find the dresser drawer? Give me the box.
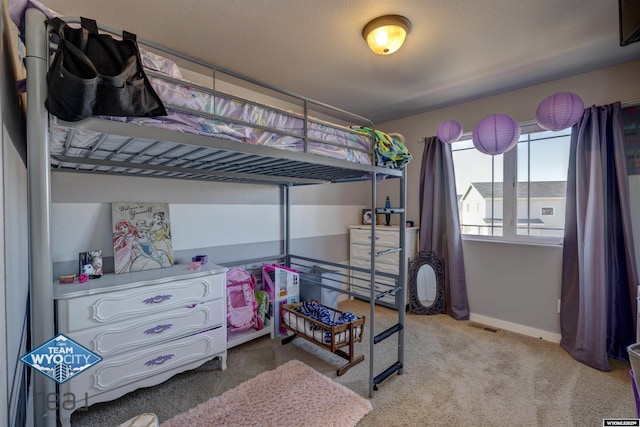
[67,299,225,358]
[351,257,408,306]
[350,243,400,266]
[58,273,224,332]
[65,326,226,397]
[350,228,399,248]
[350,257,400,274]
[350,272,398,305]
[352,270,398,290]
[352,286,396,305]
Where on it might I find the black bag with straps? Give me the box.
[45,17,167,122]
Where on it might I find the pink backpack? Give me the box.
[226,268,262,332]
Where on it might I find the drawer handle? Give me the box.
[145,354,174,366]
[367,236,380,240]
[143,294,172,304]
[144,324,173,335]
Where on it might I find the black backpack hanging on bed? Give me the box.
[44,17,167,122]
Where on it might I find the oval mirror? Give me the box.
[408,251,445,315]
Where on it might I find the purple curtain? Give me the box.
[561,102,639,371]
[419,136,469,319]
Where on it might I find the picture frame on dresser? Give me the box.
[78,250,103,279]
[361,209,376,225]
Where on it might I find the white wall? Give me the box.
[378,59,640,341]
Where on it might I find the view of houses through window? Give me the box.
[451,127,571,241]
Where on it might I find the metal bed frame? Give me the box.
[25,8,407,426]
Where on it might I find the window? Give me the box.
[541,207,554,216]
[451,124,571,243]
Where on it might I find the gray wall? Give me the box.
[0,2,29,425]
[378,59,640,341]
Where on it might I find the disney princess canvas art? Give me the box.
[112,202,174,274]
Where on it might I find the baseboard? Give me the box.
[469,313,561,343]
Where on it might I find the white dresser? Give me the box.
[54,265,228,427]
[349,225,419,307]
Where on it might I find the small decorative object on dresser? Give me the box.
[192,255,208,265]
[59,274,75,284]
[188,261,202,271]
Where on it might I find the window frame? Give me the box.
[452,120,566,247]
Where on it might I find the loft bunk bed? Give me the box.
[24,8,409,425]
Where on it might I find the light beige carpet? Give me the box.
[70,299,636,426]
[159,359,372,427]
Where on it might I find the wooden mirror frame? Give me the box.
[408,250,446,315]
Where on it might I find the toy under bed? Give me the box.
[280,302,365,376]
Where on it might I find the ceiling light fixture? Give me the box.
[362,15,411,55]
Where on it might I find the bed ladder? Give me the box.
[368,170,407,397]
[372,323,404,388]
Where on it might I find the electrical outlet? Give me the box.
[557,299,561,314]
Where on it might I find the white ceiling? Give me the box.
[39,0,640,124]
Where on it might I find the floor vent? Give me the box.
[469,322,498,333]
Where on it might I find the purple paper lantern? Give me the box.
[437,120,463,144]
[472,114,520,155]
[535,91,584,131]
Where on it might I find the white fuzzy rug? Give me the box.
[160,359,372,427]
